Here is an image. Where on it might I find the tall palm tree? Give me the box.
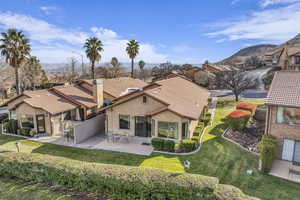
[126,40,139,78]
[84,37,103,79]
[0,28,31,95]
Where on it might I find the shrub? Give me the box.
[201,116,211,126]
[20,127,31,136]
[181,139,197,152]
[0,113,8,123]
[0,152,258,200]
[260,135,277,173]
[226,110,251,131]
[236,104,257,115]
[207,97,212,103]
[151,138,164,150]
[29,129,37,137]
[0,152,219,200]
[191,136,200,145]
[174,143,181,153]
[5,119,18,134]
[193,123,204,136]
[163,140,175,152]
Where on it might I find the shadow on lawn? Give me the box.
[31,142,147,167]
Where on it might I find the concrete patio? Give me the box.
[270,160,300,183]
[32,135,154,156]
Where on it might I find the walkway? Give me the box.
[269,160,300,183]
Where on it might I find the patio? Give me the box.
[31,134,153,156]
[270,160,300,183]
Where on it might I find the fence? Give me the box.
[73,114,105,144]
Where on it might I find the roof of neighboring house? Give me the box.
[204,64,238,72]
[102,76,210,120]
[52,85,97,108]
[80,77,148,98]
[22,90,77,114]
[266,71,300,108]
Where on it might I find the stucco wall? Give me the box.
[106,95,165,136]
[74,114,105,143]
[268,106,300,158]
[16,102,52,134]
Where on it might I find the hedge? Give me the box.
[260,135,277,173]
[226,110,251,131]
[181,139,197,152]
[0,152,259,200]
[191,136,200,145]
[151,138,164,150]
[236,104,257,115]
[20,127,31,136]
[163,140,175,152]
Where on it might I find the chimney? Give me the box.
[93,79,103,108]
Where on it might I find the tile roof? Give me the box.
[23,90,77,114]
[104,76,210,120]
[52,85,97,108]
[82,77,148,98]
[266,71,300,108]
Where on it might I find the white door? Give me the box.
[282,139,295,161]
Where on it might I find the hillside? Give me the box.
[220,44,277,65]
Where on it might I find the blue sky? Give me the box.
[0,0,300,63]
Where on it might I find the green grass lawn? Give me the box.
[1,98,300,200]
[0,178,74,200]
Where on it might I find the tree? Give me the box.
[84,37,103,79]
[126,40,139,78]
[0,28,31,95]
[244,56,263,69]
[110,57,121,78]
[138,60,145,80]
[69,57,77,76]
[217,70,256,101]
[21,56,48,90]
[151,62,181,80]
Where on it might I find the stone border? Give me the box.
[153,98,217,156]
[221,128,259,156]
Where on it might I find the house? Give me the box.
[265,71,300,163]
[264,44,300,70]
[2,77,147,136]
[202,63,238,74]
[101,76,210,141]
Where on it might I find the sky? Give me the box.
[0,0,300,64]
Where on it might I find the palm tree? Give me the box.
[84,37,103,79]
[0,28,31,95]
[126,40,139,78]
[138,60,145,80]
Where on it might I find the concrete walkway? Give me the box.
[270,160,300,183]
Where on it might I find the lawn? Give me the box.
[1,98,300,200]
[0,178,74,200]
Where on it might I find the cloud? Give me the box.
[260,0,300,7]
[40,6,57,15]
[231,0,240,5]
[0,12,167,63]
[171,44,192,53]
[206,3,300,43]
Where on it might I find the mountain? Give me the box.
[219,44,277,65]
[286,33,300,45]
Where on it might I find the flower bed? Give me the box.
[236,104,257,115]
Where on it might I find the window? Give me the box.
[277,107,300,125]
[63,111,71,120]
[158,121,178,139]
[10,109,16,119]
[182,122,189,139]
[119,115,130,129]
[143,96,147,103]
[295,56,300,64]
[20,114,34,128]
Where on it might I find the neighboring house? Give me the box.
[101,76,210,141]
[265,71,300,163]
[2,77,147,136]
[264,44,300,70]
[202,64,238,74]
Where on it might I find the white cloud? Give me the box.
[171,44,192,53]
[0,12,168,63]
[260,0,300,7]
[206,3,300,43]
[40,6,57,15]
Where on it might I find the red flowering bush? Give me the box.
[236,104,257,115]
[226,109,251,131]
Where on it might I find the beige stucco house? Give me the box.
[2,77,147,136]
[101,76,210,141]
[265,71,300,163]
